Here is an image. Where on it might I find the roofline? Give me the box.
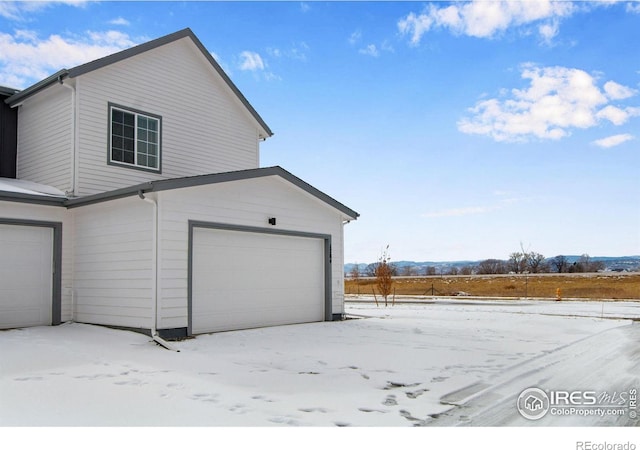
[65,166,359,220]
[4,69,68,106]
[0,191,67,206]
[0,85,20,97]
[4,28,273,137]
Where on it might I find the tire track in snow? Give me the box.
[427,323,640,426]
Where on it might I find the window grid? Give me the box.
[110,106,160,171]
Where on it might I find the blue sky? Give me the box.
[1,1,639,263]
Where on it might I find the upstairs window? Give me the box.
[109,104,161,172]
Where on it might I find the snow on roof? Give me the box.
[0,178,67,197]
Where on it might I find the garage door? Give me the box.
[192,227,326,334]
[0,224,53,329]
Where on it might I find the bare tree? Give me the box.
[508,252,527,273]
[349,263,361,295]
[590,260,605,272]
[459,265,474,275]
[477,259,506,274]
[375,245,394,306]
[424,266,437,276]
[349,263,361,280]
[401,265,416,276]
[365,263,377,277]
[552,255,568,273]
[572,254,605,273]
[526,252,547,273]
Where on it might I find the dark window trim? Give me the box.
[107,102,162,174]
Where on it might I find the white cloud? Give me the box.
[458,64,639,142]
[0,29,141,88]
[538,20,559,45]
[397,12,434,46]
[596,105,640,125]
[604,80,637,100]
[350,29,392,57]
[0,0,88,20]
[109,17,130,26]
[288,41,309,61]
[349,30,362,45]
[398,0,575,45]
[359,44,379,58]
[267,42,308,62]
[266,47,282,58]
[592,133,634,148]
[238,51,265,71]
[627,2,640,14]
[237,50,280,81]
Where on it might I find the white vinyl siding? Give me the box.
[75,37,261,196]
[156,176,345,331]
[72,197,153,328]
[15,84,72,193]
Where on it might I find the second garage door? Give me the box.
[191,227,326,334]
[0,223,53,329]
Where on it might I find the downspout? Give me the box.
[138,190,179,352]
[58,75,79,196]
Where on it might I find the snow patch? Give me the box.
[0,177,66,197]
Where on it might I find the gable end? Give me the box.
[5,29,272,139]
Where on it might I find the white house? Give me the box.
[0,28,358,340]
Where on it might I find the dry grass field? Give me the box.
[345,273,640,300]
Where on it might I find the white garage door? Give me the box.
[192,228,325,334]
[0,224,53,329]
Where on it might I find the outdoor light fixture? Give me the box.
[268,217,276,226]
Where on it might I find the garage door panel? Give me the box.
[192,228,325,334]
[0,224,53,329]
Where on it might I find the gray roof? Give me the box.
[0,85,20,97]
[0,166,360,220]
[4,28,273,138]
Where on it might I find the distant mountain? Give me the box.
[345,256,640,275]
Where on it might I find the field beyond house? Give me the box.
[345,272,640,300]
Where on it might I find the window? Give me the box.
[109,104,161,172]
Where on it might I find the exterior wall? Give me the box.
[71,197,153,328]
[0,92,18,178]
[156,176,346,330]
[0,201,73,322]
[75,37,261,196]
[15,84,72,192]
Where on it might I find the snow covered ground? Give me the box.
[1,298,638,431]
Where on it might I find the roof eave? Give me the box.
[5,70,69,106]
[0,85,20,98]
[184,31,274,138]
[0,191,67,206]
[65,167,359,220]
